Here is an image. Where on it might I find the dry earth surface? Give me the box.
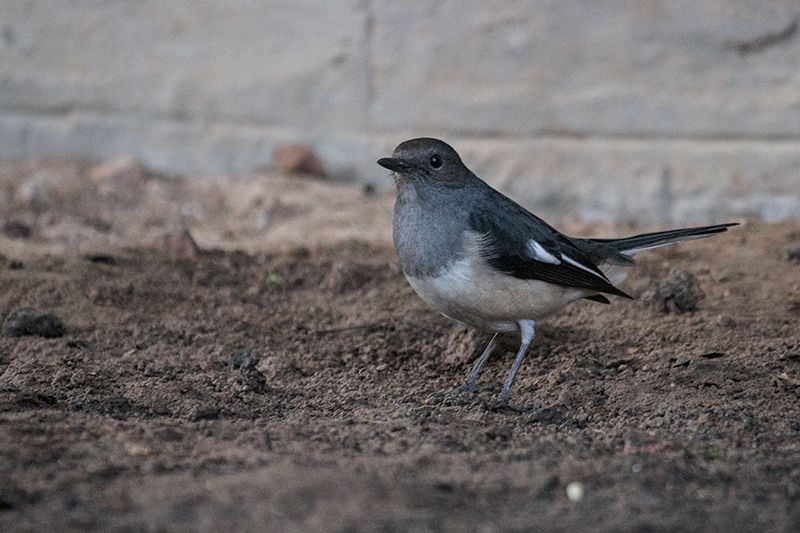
[1,158,800,532]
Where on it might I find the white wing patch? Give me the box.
[527,240,561,265]
[561,254,606,280]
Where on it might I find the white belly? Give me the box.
[405,256,591,332]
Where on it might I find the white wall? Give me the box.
[1,0,799,221]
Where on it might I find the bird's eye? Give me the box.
[429,154,442,169]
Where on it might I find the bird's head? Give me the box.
[378,138,468,189]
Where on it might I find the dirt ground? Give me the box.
[1,157,800,532]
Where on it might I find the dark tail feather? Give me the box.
[587,223,738,255]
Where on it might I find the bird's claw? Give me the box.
[454,380,480,394]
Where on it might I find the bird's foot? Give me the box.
[454,379,480,394]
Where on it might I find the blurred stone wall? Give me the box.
[1,0,799,222]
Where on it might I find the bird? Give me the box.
[378,137,737,406]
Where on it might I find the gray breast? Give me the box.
[392,184,467,278]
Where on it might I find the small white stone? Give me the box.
[566,481,585,502]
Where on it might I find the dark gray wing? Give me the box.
[468,201,632,299]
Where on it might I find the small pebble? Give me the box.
[272,143,327,177]
[124,443,151,456]
[3,307,66,338]
[3,221,32,239]
[192,269,212,286]
[529,408,567,426]
[783,242,800,262]
[190,404,220,421]
[225,350,260,369]
[90,155,147,196]
[153,427,183,442]
[566,481,585,502]
[486,425,513,441]
[710,269,729,283]
[326,261,372,294]
[642,267,704,313]
[151,228,200,262]
[716,315,735,327]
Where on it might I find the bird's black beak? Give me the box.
[377,157,407,172]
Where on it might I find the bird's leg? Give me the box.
[456,332,498,393]
[498,320,536,405]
